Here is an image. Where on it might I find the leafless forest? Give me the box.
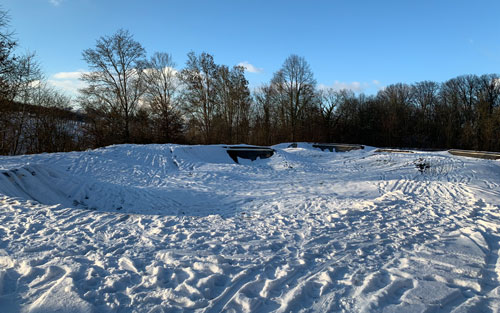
[1,14,500,155]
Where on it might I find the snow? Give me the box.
[0,143,499,312]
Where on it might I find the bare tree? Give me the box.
[9,52,42,102]
[0,52,79,154]
[376,83,415,146]
[179,52,218,143]
[214,65,251,143]
[270,54,316,141]
[0,10,79,154]
[0,7,16,100]
[475,74,500,150]
[413,81,439,116]
[142,52,182,142]
[413,81,440,146]
[0,52,43,154]
[13,53,43,154]
[230,66,252,143]
[252,85,278,145]
[80,29,146,143]
[318,87,343,141]
[26,84,75,153]
[0,7,17,153]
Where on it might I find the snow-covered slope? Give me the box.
[0,144,499,312]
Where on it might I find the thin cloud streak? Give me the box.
[319,80,384,93]
[48,70,88,97]
[237,61,263,74]
[49,0,64,6]
[53,70,87,80]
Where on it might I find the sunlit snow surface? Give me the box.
[1,143,500,312]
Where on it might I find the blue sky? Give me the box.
[3,0,500,96]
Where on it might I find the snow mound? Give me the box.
[0,143,500,312]
[0,144,288,215]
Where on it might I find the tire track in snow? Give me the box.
[1,145,499,312]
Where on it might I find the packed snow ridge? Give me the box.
[0,143,500,312]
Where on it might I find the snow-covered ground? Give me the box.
[0,143,499,312]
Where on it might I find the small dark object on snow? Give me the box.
[225,145,275,163]
[288,143,298,148]
[415,158,431,173]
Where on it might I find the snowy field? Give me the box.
[0,143,500,312]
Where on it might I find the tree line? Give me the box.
[0,8,83,155]
[1,15,500,155]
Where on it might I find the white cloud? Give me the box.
[143,67,178,76]
[48,70,88,97]
[49,0,64,6]
[53,71,87,80]
[237,61,263,74]
[319,80,384,93]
